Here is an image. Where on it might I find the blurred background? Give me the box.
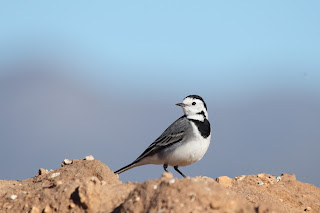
[0,1,319,187]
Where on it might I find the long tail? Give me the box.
[114,162,137,174]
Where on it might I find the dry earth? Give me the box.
[0,157,319,213]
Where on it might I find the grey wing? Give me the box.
[134,116,191,163]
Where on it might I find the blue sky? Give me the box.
[1,1,319,97]
[0,1,320,186]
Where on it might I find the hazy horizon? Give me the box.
[0,1,319,187]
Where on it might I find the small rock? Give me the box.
[43,205,52,213]
[268,177,275,184]
[257,173,266,178]
[189,192,196,202]
[69,203,76,209]
[37,168,48,176]
[257,181,264,185]
[161,172,173,179]
[61,159,72,166]
[168,179,175,185]
[277,176,282,182]
[235,175,246,181]
[209,202,219,209]
[24,203,29,209]
[304,206,312,211]
[10,195,17,200]
[51,172,60,178]
[85,155,94,160]
[216,176,233,187]
[257,173,274,184]
[30,206,40,213]
[153,185,158,190]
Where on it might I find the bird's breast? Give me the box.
[164,123,211,167]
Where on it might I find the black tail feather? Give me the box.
[114,162,137,174]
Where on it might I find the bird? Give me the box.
[114,95,212,178]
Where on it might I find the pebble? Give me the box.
[90,176,99,184]
[153,185,158,190]
[276,176,282,182]
[63,159,72,165]
[304,206,312,212]
[161,172,173,179]
[210,202,219,209]
[69,203,76,209]
[189,192,196,202]
[85,155,94,160]
[216,176,233,187]
[24,203,29,209]
[304,206,312,211]
[43,205,52,213]
[235,175,246,181]
[30,206,40,213]
[168,179,175,185]
[10,195,17,200]
[51,172,60,178]
[38,168,49,176]
[257,181,264,185]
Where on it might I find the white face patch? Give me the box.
[181,97,208,119]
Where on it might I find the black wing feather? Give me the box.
[133,116,190,163]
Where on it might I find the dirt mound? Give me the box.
[0,157,319,212]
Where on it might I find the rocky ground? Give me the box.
[0,157,319,213]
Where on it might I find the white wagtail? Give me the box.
[114,95,211,178]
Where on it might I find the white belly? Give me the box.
[165,123,211,166]
[166,137,211,166]
[136,123,212,167]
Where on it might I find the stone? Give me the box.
[85,155,95,161]
[216,176,233,187]
[161,172,173,179]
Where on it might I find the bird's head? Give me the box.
[176,95,208,121]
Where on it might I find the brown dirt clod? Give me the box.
[0,158,319,213]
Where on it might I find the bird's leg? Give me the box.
[174,166,186,178]
[163,164,169,172]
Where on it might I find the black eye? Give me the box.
[192,102,196,105]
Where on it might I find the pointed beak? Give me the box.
[176,103,186,107]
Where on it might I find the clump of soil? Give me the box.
[0,157,319,213]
